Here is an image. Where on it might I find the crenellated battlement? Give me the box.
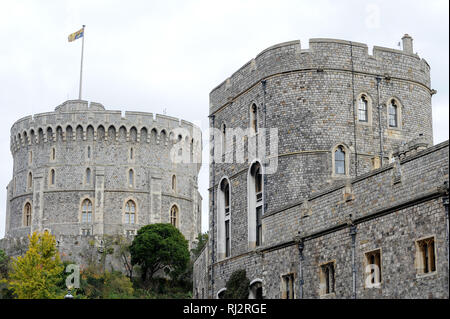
[210,36,431,114]
[10,100,202,153]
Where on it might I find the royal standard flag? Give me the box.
[68,28,84,42]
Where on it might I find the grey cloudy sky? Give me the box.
[0,0,448,238]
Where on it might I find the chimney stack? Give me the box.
[402,34,413,54]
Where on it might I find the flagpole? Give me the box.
[78,25,85,100]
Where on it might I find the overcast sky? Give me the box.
[0,0,448,238]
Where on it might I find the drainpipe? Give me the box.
[209,114,216,299]
[443,185,449,295]
[376,76,384,167]
[261,80,267,214]
[349,224,357,299]
[350,42,358,176]
[296,235,304,299]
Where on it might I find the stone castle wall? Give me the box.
[197,140,448,299]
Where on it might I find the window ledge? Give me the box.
[319,292,336,299]
[416,271,437,279]
[365,282,382,289]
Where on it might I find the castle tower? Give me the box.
[4,100,202,265]
[193,36,449,299]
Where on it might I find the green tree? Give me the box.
[130,223,189,282]
[224,269,250,299]
[190,232,208,259]
[0,249,9,279]
[7,231,64,299]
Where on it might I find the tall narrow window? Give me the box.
[250,162,263,247]
[250,104,258,134]
[87,146,91,159]
[170,205,178,228]
[172,175,176,192]
[282,274,294,299]
[219,178,231,259]
[128,169,134,187]
[222,124,226,158]
[416,237,436,275]
[320,262,335,296]
[24,202,32,226]
[365,249,382,287]
[51,147,56,161]
[125,200,136,224]
[86,168,91,184]
[358,95,368,122]
[334,146,346,175]
[225,220,230,258]
[50,169,55,186]
[27,172,33,189]
[389,100,398,127]
[29,151,33,165]
[81,199,93,223]
[130,147,134,160]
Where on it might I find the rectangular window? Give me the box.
[416,237,436,275]
[256,206,262,246]
[364,249,382,287]
[81,229,91,236]
[225,220,230,257]
[281,274,294,299]
[320,262,335,296]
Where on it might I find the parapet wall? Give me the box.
[210,38,431,114]
[10,100,202,155]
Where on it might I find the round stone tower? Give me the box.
[4,100,202,262]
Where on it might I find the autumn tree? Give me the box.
[130,223,189,282]
[8,231,64,299]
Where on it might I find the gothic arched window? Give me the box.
[24,202,32,227]
[389,99,398,127]
[334,146,346,175]
[358,95,368,122]
[170,205,178,228]
[81,199,93,223]
[125,200,136,224]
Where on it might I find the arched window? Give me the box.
[125,200,136,224]
[86,168,91,184]
[172,175,176,192]
[250,104,258,134]
[217,289,226,299]
[249,280,263,299]
[27,172,33,189]
[170,205,178,228]
[49,169,55,185]
[24,202,32,226]
[388,99,398,127]
[358,95,368,122]
[128,169,134,187]
[334,146,346,175]
[219,178,231,258]
[248,162,263,248]
[81,199,93,223]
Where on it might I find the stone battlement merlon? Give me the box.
[10,100,202,153]
[209,36,431,114]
